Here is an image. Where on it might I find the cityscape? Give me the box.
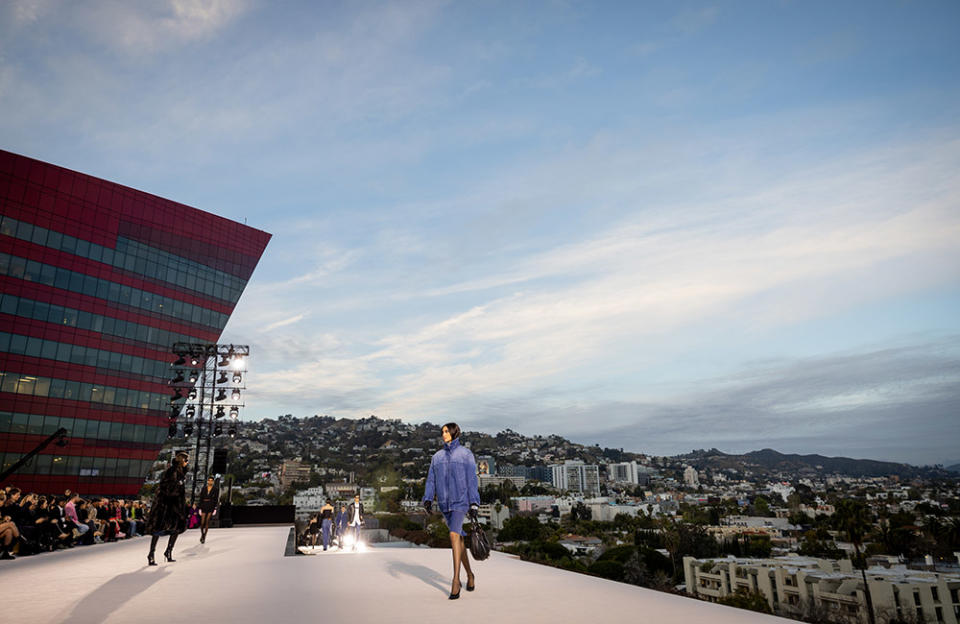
[151,414,960,623]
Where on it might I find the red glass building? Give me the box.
[0,150,271,495]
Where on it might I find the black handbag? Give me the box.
[468,518,491,561]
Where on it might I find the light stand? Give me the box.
[168,343,248,506]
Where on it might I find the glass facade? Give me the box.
[0,150,271,495]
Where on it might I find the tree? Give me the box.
[835,499,877,624]
[719,588,772,614]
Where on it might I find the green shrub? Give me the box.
[588,560,625,582]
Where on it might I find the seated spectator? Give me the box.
[0,490,21,560]
[64,494,91,544]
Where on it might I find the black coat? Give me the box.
[146,463,187,534]
[197,484,220,514]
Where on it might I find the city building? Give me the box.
[500,463,552,482]
[607,460,640,484]
[476,455,496,476]
[292,486,326,522]
[279,459,312,490]
[551,460,601,497]
[683,554,960,624]
[684,465,700,487]
[0,150,270,496]
[479,474,525,490]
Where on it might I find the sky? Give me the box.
[2,0,959,466]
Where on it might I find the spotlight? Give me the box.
[55,433,69,448]
[190,354,200,366]
[218,351,231,367]
[228,423,237,437]
[232,372,242,384]
[214,422,223,436]
[186,405,195,418]
[183,420,194,436]
[172,371,184,384]
[231,355,244,370]
[217,371,228,384]
[216,406,226,419]
[231,389,241,401]
[171,388,183,401]
[189,369,199,383]
[168,422,178,437]
[174,354,186,366]
[215,389,226,402]
[229,407,239,419]
[188,388,197,400]
[169,407,180,419]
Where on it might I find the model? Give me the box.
[422,422,480,600]
[347,493,364,550]
[197,476,219,544]
[146,451,189,565]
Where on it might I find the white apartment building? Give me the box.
[551,460,601,497]
[292,486,326,522]
[607,461,640,484]
[683,554,960,624]
[684,465,699,487]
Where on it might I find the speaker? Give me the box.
[211,448,228,475]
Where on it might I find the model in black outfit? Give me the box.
[197,477,219,544]
[146,451,188,565]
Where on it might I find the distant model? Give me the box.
[320,499,335,551]
[146,451,189,565]
[335,503,348,549]
[347,494,364,550]
[423,422,480,600]
[197,476,219,544]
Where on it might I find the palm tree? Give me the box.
[835,499,876,624]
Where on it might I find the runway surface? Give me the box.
[0,526,791,623]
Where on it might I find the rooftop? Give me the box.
[2,526,791,623]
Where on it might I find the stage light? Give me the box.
[170,407,180,419]
[189,369,199,383]
[232,372,242,384]
[188,388,197,400]
[186,405,195,418]
[217,371,228,384]
[172,371,184,384]
[228,423,237,437]
[229,407,239,419]
[215,388,226,401]
[174,354,186,366]
[216,406,225,419]
[231,389,241,401]
[214,422,223,436]
[168,422,178,437]
[183,420,194,436]
[218,351,232,367]
[231,355,244,370]
[171,388,183,401]
[190,354,200,366]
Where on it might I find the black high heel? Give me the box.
[147,554,156,566]
[164,551,175,562]
[466,575,475,592]
[449,581,461,600]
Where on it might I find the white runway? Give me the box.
[0,526,790,623]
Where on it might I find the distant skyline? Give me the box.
[2,1,958,465]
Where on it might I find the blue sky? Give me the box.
[2,1,959,465]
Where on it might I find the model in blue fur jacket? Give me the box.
[423,435,481,512]
[422,423,480,601]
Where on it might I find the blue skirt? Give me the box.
[442,509,468,536]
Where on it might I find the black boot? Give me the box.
[148,534,159,566]
[200,528,206,544]
[164,532,179,562]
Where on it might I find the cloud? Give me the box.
[264,314,305,332]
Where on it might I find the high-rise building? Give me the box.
[551,460,601,497]
[0,150,271,496]
[684,465,700,487]
[607,460,640,484]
